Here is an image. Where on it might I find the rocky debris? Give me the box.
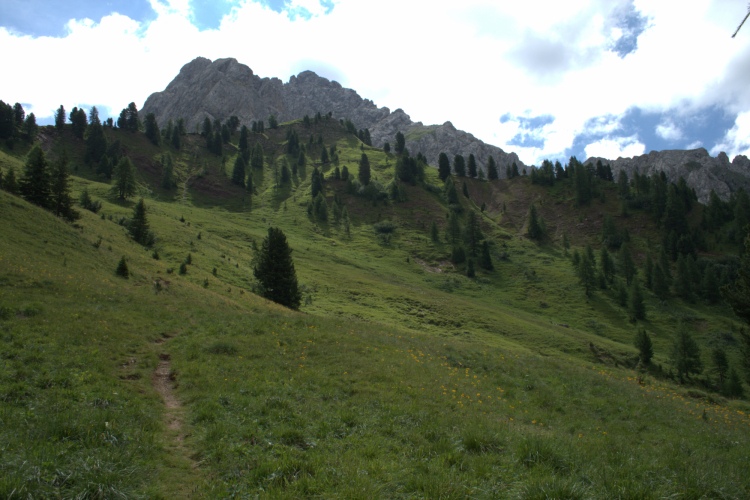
[585,148,750,204]
[142,57,525,174]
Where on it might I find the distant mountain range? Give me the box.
[143,57,750,203]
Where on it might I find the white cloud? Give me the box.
[1,0,749,165]
[584,136,645,159]
[711,111,750,158]
[655,120,683,141]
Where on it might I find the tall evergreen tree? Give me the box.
[577,251,597,297]
[619,242,636,285]
[671,323,703,381]
[232,155,246,187]
[479,240,494,270]
[358,153,371,185]
[634,328,653,365]
[527,204,544,240]
[395,131,406,154]
[19,145,51,208]
[161,153,175,190]
[144,113,161,146]
[254,227,301,309]
[251,143,264,170]
[487,156,498,180]
[113,157,137,200]
[3,167,18,194]
[438,152,451,181]
[468,154,478,178]
[85,107,107,165]
[70,107,87,139]
[629,280,646,321]
[23,113,37,142]
[54,105,66,131]
[723,232,750,326]
[129,198,154,246]
[49,149,78,221]
[453,154,466,177]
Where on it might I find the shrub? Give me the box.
[115,256,129,278]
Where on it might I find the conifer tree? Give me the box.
[430,221,440,243]
[171,125,182,150]
[438,152,451,182]
[113,157,136,200]
[629,280,646,321]
[453,154,466,177]
[144,113,160,146]
[23,113,37,142]
[671,323,703,381]
[527,204,544,240]
[161,153,175,190]
[85,107,107,165]
[129,198,154,246]
[468,154,478,178]
[652,264,670,301]
[254,227,301,309]
[55,105,66,131]
[49,149,78,221]
[70,107,87,139]
[599,246,615,284]
[395,131,406,154]
[577,251,597,297]
[231,155,246,187]
[19,145,51,208]
[487,155,498,180]
[311,167,323,198]
[358,153,371,186]
[479,240,494,270]
[251,143,264,170]
[634,328,653,365]
[619,242,636,285]
[116,256,129,278]
[3,167,18,194]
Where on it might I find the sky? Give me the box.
[1,0,750,166]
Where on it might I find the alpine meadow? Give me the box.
[2,57,750,499]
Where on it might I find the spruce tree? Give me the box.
[129,198,153,246]
[438,152,451,182]
[254,227,301,309]
[85,107,107,165]
[487,155,498,180]
[395,131,406,155]
[116,257,129,278]
[358,153,371,186]
[3,167,18,194]
[629,280,646,321]
[49,149,78,221]
[479,241,494,270]
[19,145,51,208]
[527,204,544,240]
[723,233,750,325]
[113,157,137,200]
[634,328,653,365]
[671,323,703,381]
[468,154,478,178]
[577,252,597,297]
[161,153,175,190]
[54,105,66,131]
[144,113,161,146]
[453,154,466,177]
[231,155,246,187]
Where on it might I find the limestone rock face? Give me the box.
[142,57,525,174]
[585,148,750,204]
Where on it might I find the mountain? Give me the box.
[585,148,750,204]
[142,57,524,173]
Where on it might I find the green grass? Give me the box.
[0,123,749,497]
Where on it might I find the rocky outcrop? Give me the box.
[142,57,524,173]
[585,148,750,204]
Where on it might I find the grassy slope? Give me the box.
[1,123,749,498]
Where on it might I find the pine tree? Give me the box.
[129,198,154,246]
[527,204,544,240]
[599,246,615,285]
[85,107,107,165]
[49,149,78,221]
[113,157,137,200]
[144,113,160,146]
[438,152,451,182]
[619,242,636,285]
[487,155,498,180]
[251,143,264,170]
[671,323,703,381]
[430,221,440,243]
[116,257,129,278]
[161,153,175,190]
[723,233,750,325]
[70,107,87,139]
[358,153,371,185]
[231,155,246,187]
[54,105,66,132]
[635,328,653,365]
[652,263,670,301]
[577,252,597,297]
[395,131,406,155]
[453,154,466,177]
[468,154,478,178]
[479,241,494,270]
[23,113,37,142]
[629,280,646,321]
[254,227,301,309]
[19,145,51,208]
[3,167,18,194]
[712,347,729,386]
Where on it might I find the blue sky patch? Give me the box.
[611,4,649,58]
[0,0,155,37]
[506,114,555,149]
[568,105,736,160]
[189,0,242,31]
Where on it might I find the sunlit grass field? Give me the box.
[1,122,749,498]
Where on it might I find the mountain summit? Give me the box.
[142,57,524,172]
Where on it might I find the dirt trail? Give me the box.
[152,339,201,496]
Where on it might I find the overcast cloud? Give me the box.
[1,0,749,165]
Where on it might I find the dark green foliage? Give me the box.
[453,154,466,177]
[171,125,182,149]
[311,167,323,198]
[358,153,371,186]
[479,241,494,271]
[644,254,653,289]
[675,255,694,302]
[3,166,18,194]
[69,107,87,139]
[320,146,329,164]
[19,145,50,209]
[712,347,729,385]
[572,156,592,206]
[115,256,129,278]
[113,157,137,200]
[280,162,291,185]
[179,262,187,275]
[601,215,622,249]
[239,125,249,153]
[451,245,466,264]
[85,107,107,165]
[341,165,349,181]
[487,156,498,180]
[251,144,264,170]
[383,142,390,153]
[725,368,744,398]
[396,155,423,184]
[430,221,440,243]
[634,328,653,365]
[118,102,140,132]
[438,153,451,182]
[446,211,461,244]
[576,250,597,297]
[723,233,750,326]
[254,227,301,310]
[701,264,720,304]
[79,188,101,213]
[313,193,328,222]
[49,149,78,221]
[144,113,160,146]
[231,155,246,187]
[464,211,483,257]
[628,280,646,321]
[23,113,37,142]
[0,100,15,139]
[618,243,636,285]
[128,198,154,247]
[599,246,615,285]
[468,154,477,178]
[54,105,66,131]
[617,280,628,307]
[617,170,629,199]
[467,258,476,277]
[395,131,406,155]
[671,323,703,381]
[462,181,469,198]
[268,115,278,129]
[530,160,555,186]
[527,204,545,240]
[161,153,175,190]
[444,177,459,206]
[652,263,670,301]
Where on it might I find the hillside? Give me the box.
[1,118,750,498]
